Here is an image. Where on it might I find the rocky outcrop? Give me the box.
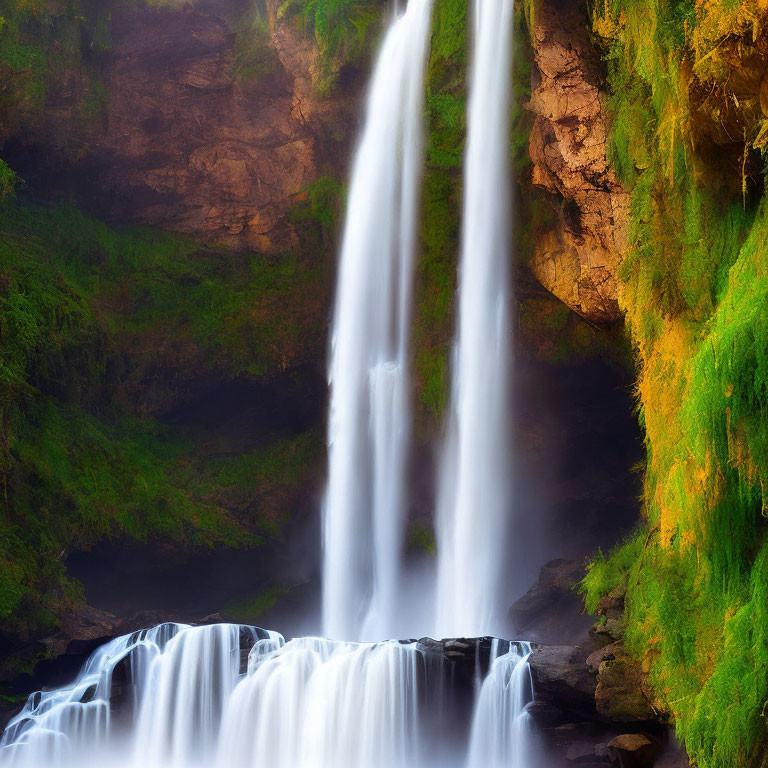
[526,0,629,323]
[510,559,594,644]
[525,575,689,768]
[529,640,686,768]
[5,2,359,253]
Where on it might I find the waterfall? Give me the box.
[217,637,431,768]
[0,623,451,768]
[0,623,537,768]
[0,2,545,767]
[435,0,516,638]
[467,643,535,768]
[323,0,434,642]
[0,624,268,768]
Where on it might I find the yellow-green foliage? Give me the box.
[0,198,326,633]
[583,1,768,765]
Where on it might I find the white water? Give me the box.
[468,643,535,768]
[0,1,545,766]
[0,622,461,768]
[322,0,434,642]
[435,0,517,638]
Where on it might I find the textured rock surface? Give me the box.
[607,733,662,768]
[509,558,593,644]
[596,650,657,723]
[527,0,629,323]
[6,4,358,253]
[529,640,683,767]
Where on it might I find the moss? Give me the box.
[407,523,436,556]
[233,5,277,84]
[0,159,18,198]
[0,198,327,634]
[277,0,380,91]
[0,0,112,136]
[584,2,768,765]
[518,293,632,366]
[411,0,466,428]
[290,176,345,238]
[223,586,288,623]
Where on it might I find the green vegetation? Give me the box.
[0,159,17,197]
[412,0,465,426]
[234,4,278,84]
[223,585,288,622]
[518,293,631,366]
[580,1,768,765]
[0,197,327,637]
[278,0,380,91]
[0,0,114,139]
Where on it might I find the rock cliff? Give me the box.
[5,1,361,253]
[526,0,629,323]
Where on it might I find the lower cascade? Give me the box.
[0,623,536,768]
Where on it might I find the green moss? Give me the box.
[585,2,768,764]
[290,176,345,237]
[233,5,276,84]
[411,0,467,427]
[277,0,380,90]
[0,159,18,198]
[407,523,436,556]
[0,198,327,633]
[223,586,288,623]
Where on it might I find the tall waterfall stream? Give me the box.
[0,0,541,763]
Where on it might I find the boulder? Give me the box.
[510,559,593,644]
[606,733,662,768]
[596,652,656,723]
[529,645,597,716]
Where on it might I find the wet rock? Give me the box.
[37,604,122,659]
[597,586,626,620]
[586,642,618,673]
[595,652,656,723]
[509,558,592,644]
[606,733,662,768]
[590,617,624,647]
[526,0,629,323]
[529,645,597,716]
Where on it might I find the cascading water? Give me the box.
[322,0,434,642]
[0,1,547,766]
[0,623,268,768]
[435,0,517,638]
[0,623,448,768]
[467,643,535,768]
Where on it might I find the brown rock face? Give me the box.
[527,0,629,323]
[8,3,358,254]
[98,6,326,252]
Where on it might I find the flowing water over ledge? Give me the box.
[0,623,535,768]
